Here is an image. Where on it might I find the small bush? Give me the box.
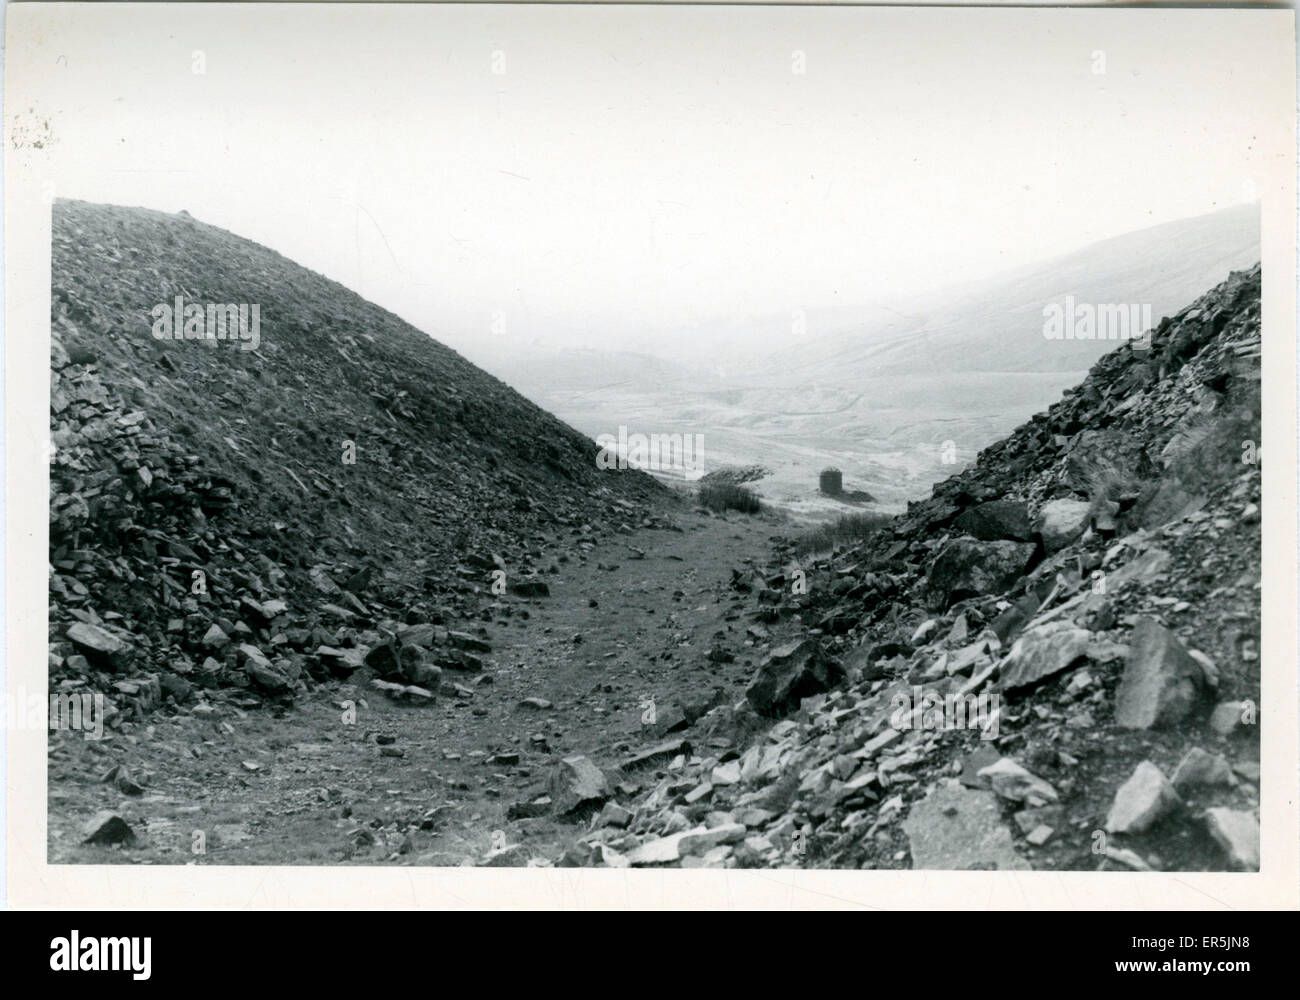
[1169,384,1261,498]
[1080,454,1141,506]
[794,510,892,557]
[699,481,761,514]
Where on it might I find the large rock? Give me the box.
[1170,747,1236,791]
[678,823,747,856]
[246,660,292,694]
[394,623,444,648]
[365,641,439,686]
[999,620,1092,691]
[1209,700,1254,736]
[316,645,365,676]
[236,644,291,692]
[66,622,133,672]
[925,539,1036,608]
[621,738,692,772]
[745,639,845,717]
[1035,498,1093,553]
[1115,617,1205,729]
[977,758,1059,806]
[902,780,1030,870]
[547,755,609,816]
[1105,760,1181,834]
[626,829,695,866]
[201,623,230,649]
[1203,807,1259,871]
[82,810,135,845]
[953,500,1033,542]
[509,578,550,598]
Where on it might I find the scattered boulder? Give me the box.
[952,500,1033,542]
[548,755,609,816]
[597,802,632,828]
[82,810,135,846]
[1105,760,1181,834]
[678,823,746,856]
[902,780,1030,870]
[507,797,553,820]
[1209,700,1254,736]
[316,645,365,676]
[1170,747,1236,791]
[910,619,940,644]
[925,538,1036,608]
[621,738,692,772]
[1115,617,1205,729]
[711,761,742,786]
[66,622,133,672]
[745,639,845,717]
[510,579,550,598]
[1203,807,1259,871]
[201,623,230,649]
[238,645,292,693]
[977,758,1059,806]
[998,620,1092,691]
[626,830,693,866]
[1035,498,1093,553]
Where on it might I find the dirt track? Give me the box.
[48,507,784,866]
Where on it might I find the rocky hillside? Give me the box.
[49,199,665,719]
[45,198,1263,874]
[562,264,1262,872]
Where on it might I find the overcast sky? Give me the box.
[13,4,1292,362]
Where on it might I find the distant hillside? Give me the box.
[754,202,1261,379]
[494,204,1260,513]
[48,199,664,703]
[470,345,708,408]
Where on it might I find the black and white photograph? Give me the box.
[4,1,1297,911]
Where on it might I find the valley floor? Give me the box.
[48,507,784,866]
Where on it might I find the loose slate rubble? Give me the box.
[48,199,667,731]
[48,200,1262,875]
[560,266,1261,871]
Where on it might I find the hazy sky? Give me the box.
[11,4,1293,362]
